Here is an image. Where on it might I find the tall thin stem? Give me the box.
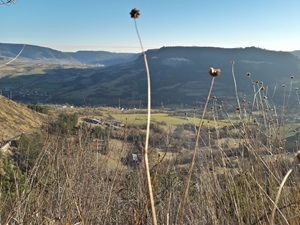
[231,61,241,117]
[179,76,215,225]
[133,18,157,225]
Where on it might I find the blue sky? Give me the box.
[1,0,300,53]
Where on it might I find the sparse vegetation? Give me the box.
[0,89,299,224]
[27,104,48,114]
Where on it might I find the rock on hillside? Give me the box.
[0,96,45,143]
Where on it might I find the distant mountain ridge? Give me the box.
[0,43,138,66]
[1,44,300,106]
[74,46,299,106]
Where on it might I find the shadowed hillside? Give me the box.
[50,47,300,106]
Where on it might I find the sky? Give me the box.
[1,0,300,53]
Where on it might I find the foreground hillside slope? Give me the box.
[0,96,44,143]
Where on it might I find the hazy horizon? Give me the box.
[1,42,299,54]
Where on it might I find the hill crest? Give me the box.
[0,43,138,66]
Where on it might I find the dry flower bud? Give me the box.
[130,8,140,19]
[209,67,221,77]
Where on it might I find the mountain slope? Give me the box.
[51,47,300,106]
[0,43,79,64]
[68,51,138,66]
[0,43,138,66]
[0,96,45,143]
[1,46,299,106]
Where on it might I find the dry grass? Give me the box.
[0,96,45,143]
[0,95,299,224]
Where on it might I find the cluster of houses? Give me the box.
[82,117,125,128]
[0,87,50,102]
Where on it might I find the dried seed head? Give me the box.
[130,8,140,19]
[209,67,221,77]
[282,84,286,88]
[295,87,298,91]
[261,87,265,91]
[291,75,294,79]
[246,72,251,76]
[212,96,217,99]
[264,96,268,99]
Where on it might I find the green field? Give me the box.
[108,111,232,128]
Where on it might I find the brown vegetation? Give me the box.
[0,96,45,143]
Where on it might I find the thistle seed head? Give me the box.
[130,8,140,19]
[209,67,221,77]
